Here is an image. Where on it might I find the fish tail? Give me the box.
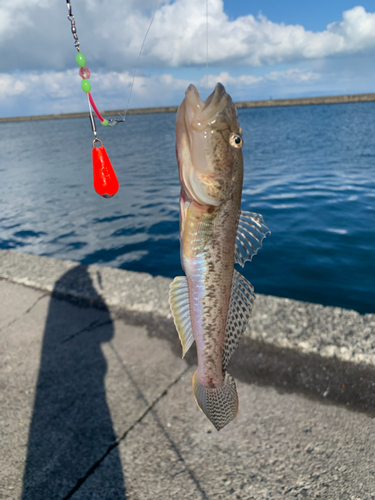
[192,371,239,431]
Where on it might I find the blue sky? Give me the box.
[1,0,375,117]
[223,0,375,30]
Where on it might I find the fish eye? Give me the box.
[229,133,243,149]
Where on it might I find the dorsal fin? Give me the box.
[169,276,195,357]
[222,270,255,371]
[235,211,270,267]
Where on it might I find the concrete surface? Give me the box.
[0,249,375,499]
[1,250,374,410]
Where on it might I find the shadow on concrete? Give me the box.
[115,310,375,418]
[21,266,126,500]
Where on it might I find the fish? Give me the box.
[169,83,270,430]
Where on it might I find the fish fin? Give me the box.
[235,210,271,267]
[169,276,195,357]
[222,269,255,371]
[192,371,238,431]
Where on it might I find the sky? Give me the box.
[2,0,375,117]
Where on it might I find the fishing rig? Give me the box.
[66,0,124,198]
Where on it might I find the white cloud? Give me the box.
[200,69,321,89]
[201,72,262,89]
[0,66,326,117]
[0,0,48,38]
[0,69,191,116]
[2,1,375,115]
[1,1,375,72]
[265,69,321,83]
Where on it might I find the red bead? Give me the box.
[92,144,119,198]
[79,66,91,79]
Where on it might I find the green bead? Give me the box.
[81,79,91,93]
[76,52,86,67]
[101,119,108,127]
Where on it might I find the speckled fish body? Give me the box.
[183,200,238,385]
[169,83,270,430]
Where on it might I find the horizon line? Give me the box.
[1,92,375,123]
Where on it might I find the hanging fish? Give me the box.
[169,83,270,430]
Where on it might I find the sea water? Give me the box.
[1,102,374,313]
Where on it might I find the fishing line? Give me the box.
[206,0,209,88]
[123,4,157,120]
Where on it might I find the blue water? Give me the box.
[1,102,374,313]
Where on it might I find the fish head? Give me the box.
[176,83,243,207]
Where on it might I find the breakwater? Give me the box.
[1,249,374,412]
[2,92,375,123]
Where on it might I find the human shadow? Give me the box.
[21,266,126,499]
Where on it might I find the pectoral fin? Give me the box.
[222,270,255,371]
[235,211,270,267]
[169,276,195,357]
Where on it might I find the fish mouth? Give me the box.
[176,82,238,207]
[184,83,227,131]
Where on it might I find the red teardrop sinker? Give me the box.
[92,141,119,198]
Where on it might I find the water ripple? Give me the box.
[1,104,375,313]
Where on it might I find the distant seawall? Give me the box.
[2,92,375,123]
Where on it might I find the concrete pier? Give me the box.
[1,249,374,499]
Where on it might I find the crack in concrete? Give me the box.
[109,341,209,500]
[60,319,113,344]
[63,358,192,500]
[0,291,48,333]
